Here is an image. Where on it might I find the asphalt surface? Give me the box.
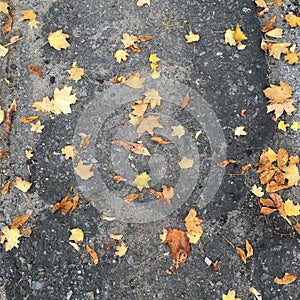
[0,0,299,299]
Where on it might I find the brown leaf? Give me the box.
[269,193,291,224]
[180,93,190,110]
[1,180,10,195]
[79,133,91,149]
[110,140,151,156]
[149,185,174,205]
[241,163,252,174]
[86,244,99,265]
[136,115,164,137]
[294,222,300,235]
[217,159,236,167]
[28,64,44,78]
[236,246,247,264]
[245,240,253,258]
[262,16,276,32]
[274,273,297,285]
[11,213,31,229]
[74,160,94,180]
[150,136,172,145]
[51,187,79,215]
[1,9,12,34]
[113,175,127,182]
[115,241,128,257]
[0,148,10,159]
[124,193,141,202]
[19,115,40,123]
[5,98,16,134]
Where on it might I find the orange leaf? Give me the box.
[28,64,44,78]
[110,140,150,156]
[124,193,141,202]
[274,273,297,285]
[1,180,10,195]
[113,175,127,182]
[11,213,31,229]
[180,93,190,110]
[236,246,247,264]
[217,159,236,167]
[86,244,99,265]
[150,136,172,145]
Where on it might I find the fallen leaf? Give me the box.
[294,222,300,235]
[249,287,262,300]
[32,97,55,113]
[235,246,247,264]
[246,240,253,258]
[171,125,185,139]
[285,14,300,28]
[274,273,297,285]
[110,140,151,156]
[5,98,16,134]
[115,241,128,257]
[67,62,84,81]
[225,24,247,49]
[284,51,299,65]
[19,10,40,29]
[263,41,291,60]
[143,88,162,108]
[0,2,9,14]
[51,187,79,215]
[74,160,94,180]
[30,120,45,133]
[0,44,8,57]
[109,233,123,240]
[13,177,31,193]
[136,0,150,7]
[69,228,84,243]
[25,149,34,159]
[121,33,139,48]
[124,193,141,202]
[149,53,160,70]
[150,136,172,145]
[129,99,148,125]
[113,175,127,182]
[222,289,241,300]
[86,244,99,265]
[150,70,161,79]
[284,199,300,216]
[254,0,267,8]
[0,106,4,124]
[184,208,203,244]
[48,30,70,50]
[1,180,10,195]
[149,185,174,205]
[124,73,145,89]
[19,115,40,123]
[180,93,190,110]
[133,172,151,191]
[61,145,77,160]
[265,28,283,38]
[0,226,22,251]
[69,242,80,251]
[79,133,91,148]
[28,64,44,78]
[185,30,200,43]
[136,115,164,137]
[291,122,300,131]
[52,85,77,114]
[235,126,247,136]
[251,185,264,197]
[262,16,276,32]
[278,120,290,131]
[0,2,12,34]
[101,215,116,222]
[114,49,129,63]
[178,156,194,169]
[0,148,10,159]
[241,163,252,174]
[217,159,236,167]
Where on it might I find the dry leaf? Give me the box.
[129,99,148,125]
[262,16,276,32]
[0,2,12,34]
[5,98,16,134]
[30,120,45,133]
[283,199,300,216]
[278,120,290,131]
[1,180,10,195]
[113,175,127,182]
[0,148,10,159]
[180,93,190,110]
[67,62,84,81]
[0,44,8,57]
[74,159,94,180]
[79,133,91,148]
[136,115,164,137]
[241,163,252,174]
[222,289,241,300]
[285,14,300,28]
[52,86,77,114]
[265,28,283,38]
[86,244,99,265]
[249,287,262,300]
[254,0,267,8]
[149,53,160,70]
[48,30,70,50]
[149,185,174,205]
[115,241,128,257]
[184,208,203,244]
[110,140,151,156]
[150,70,161,79]
[251,185,264,197]
[124,73,145,89]
[69,242,80,251]
[51,187,79,215]
[294,222,300,235]
[274,273,297,285]
[217,159,236,167]
[291,122,300,132]
[19,10,40,29]
[124,193,141,202]
[171,125,185,139]
[114,49,129,63]
[109,233,123,240]
[28,64,44,78]
[185,30,200,43]
[101,215,116,222]
[225,24,247,49]
[69,228,84,243]
[0,106,4,124]
[150,136,172,145]
[136,0,150,7]
[19,115,40,123]
[178,156,194,169]
[235,246,247,264]
[61,145,77,160]
[235,126,247,136]
[133,172,151,191]
[143,88,162,108]
[13,177,31,193]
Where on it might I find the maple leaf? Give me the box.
[184,208,203,244]
[30,120,45,133]
[284,199,300,217]
[136,0,150,7]
[86,244,99,265]
[265,42,291,60]
[67,62,84,81]
[53,86,77,114]
[149,185,174,205]
[274,273,297,285]
[285,14,300,28]
[19,10,40,29]
[0,226,22,251]
[28,64,44,78]
[150,70,161,79]
[74,160,94,180]
[110,140,151,156]
[222,289,241,300]
[133,172,151,191]
[225,24,247,49]
[143,88,162,108]
[251,185,264,197]
[185,30,200,43]
[48,30,70,51]
[129,99,148,125]
[25,149,34,159]
[136,115,164,137]
[61,145,77,160]
[69,228,84,243]
[178,156,194,169]
[284,51,299,65]
[121,33,139,48]
[32,97,55,113]
[235,126,247,136]
[115,241,128,257]
[162,228,190,272]
[13,177,31,192]
[114,49,129,63]
[124,73,145,89]
[263,81,296,120]
[171,125,185,139]
[277,120,289,131]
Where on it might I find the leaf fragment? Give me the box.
[124,73,145,89]
[171,125,185,139]
[222,289,241,300]
[136,115,164,137]
[285,14,300,28]
[133,172,151,191]
[136,0,150,7]
[124,193,141,202]
[178,156,194,169]
[110,140,151,156]
[115,241,128,257]
[86,244,99,265]
[19,10,40,29]
[185,30,200,43]
[274,273,297,285]
[30,120,45,133]
[235,126,247,136]
[74,160,94,180]
[28,64,44,78]
[13,177,31,193]
[69,228,84,243]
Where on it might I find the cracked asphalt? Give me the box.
[0,0,299,299]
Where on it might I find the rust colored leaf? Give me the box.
[113,175,127,182]
[1,180,10,195]
[149,185,174,205]
[19,115,40,123]
[5,99,16,134]
[110,140,150,156]
[0,148,10,159]
[260,206,277,215]
[180,93,190,110]
[86,244,99,265]
[124,193,141,202]
[11,213,31,229]
[28,64,44,78]
[262,16,276,32]
[217,159,236,167]
[236,246,247,264]
[1,8,12,34]
[150,136,172,145]
[274,273,297,285]
[294,222,300,235]
[51,187,79,215]
[241,163,251,174]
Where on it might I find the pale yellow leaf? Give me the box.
[30,120,44,133]
[48,30,70,50]
[115,241,128,257]
[171,125,185,139]
[235,126,247,136]
[69,228,84,243]
[251,185,264,197]
[61,145,77,160]
[114,49,129,63]
[13,177,32,193]
[67,62,84,81]
[74,159,94,180]
[178,156,194,169]
[136,0,150,7]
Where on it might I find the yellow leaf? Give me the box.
[30,120,45,133]
[284,199,300,216]
[160,228,168,243]
[265,28,283,38]
[61,145,77,160]
[281,156,300,187]
[13,177,32,192]
[0,106,4,124]
[19,10,40,29]
[222,289,241,300]
[67,62,84,81]
[185,30,200,43]
[171,125,185,139]
[114,49,129,63]
[234,24,247,44]
[19,115,40,123]
[121,33,139,48]
[235,126,247,136]
[0,2,9,14]
[246,239,253,258]
[133,172,151,191]
[284,52,299,65]
[184,208,203,244]
[150,70,161,79]
[86,244,99,265]
[136,0,150,6]
[109,233,123,240]
[254,0,267,8]
[53,85,77,114]
[285,14,300,28]
[149,53,160,64]
[69,228,84,243]
[277,120,290,131]
[0,226,22,251]
[0,44,8,57]
[143,88,162,108]
[115,241,128,257]
[291,122,300,131]
[274,273,297,285]
[1,180,10,195]
[124,72,145,89]
[269,42,291,60]
[32,97,55,113]
[224,29,236,46]
[251,185,264,197]
[48,30,70,51]
[178,156,194,169]
[136,115,164,137]
[74,159,94,180]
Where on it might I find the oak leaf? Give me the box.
[74,160,94,180]
[67,62,84,81]
[133,172,151,191]
[136,115,163,137]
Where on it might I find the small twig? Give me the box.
[217,232,235,249]
[4,36,24,47]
